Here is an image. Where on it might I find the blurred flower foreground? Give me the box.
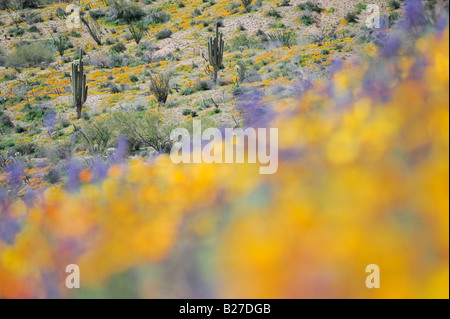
[1,17,449,299]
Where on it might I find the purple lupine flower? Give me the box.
[41,272,60,299]
[329,59,344,75]
[0,204,21,244]
[91,158,110,182]
[109,135,128,164]
[43,111,57,137]
[236,89,273,128]
[5,161,24,191]
[292,76,314,99]
[381,33,402,58]
[361,65,393,102]
[434,14,449,33]
[400,0,428,32]
[0,188,8,213]
[66,161,81,191]
[23,189,38,208]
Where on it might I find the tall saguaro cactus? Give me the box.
[208,22,224,84]
[71,49,88,119]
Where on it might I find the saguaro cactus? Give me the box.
[71,49,88,119]
[207,22,224,84]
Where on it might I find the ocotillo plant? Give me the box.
[71,49,88,119]
[207,22,224,84]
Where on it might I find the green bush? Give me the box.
[297,1,323,13]
[228,34,262,51]
[111,42,127,53]
[268,30,297,48]
[112,111,174,154]
[76,118,118,155]
[0,112,14,132]
[156,29,173,40]
[345,11,359,23]
[266,9,282,19]
[149,71,173,103]
[14,142,37,155]
[107,0,145,23]
[182,108,192,116]
[7,42,54,69]
[0,47,6,66]
[299,13,315,26]
[145,9,171,25]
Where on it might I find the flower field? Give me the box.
[0,1,448,298]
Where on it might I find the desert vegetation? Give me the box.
[0,0,449,299]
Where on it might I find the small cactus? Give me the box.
[71,49,88,120]
[207,22,224,84]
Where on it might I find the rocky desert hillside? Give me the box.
[0,0,404,188]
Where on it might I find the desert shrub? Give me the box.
[192,8,202,17]
[355,3,368,14]
[7,42,54,69]
[25,12,43,24]
[145,9,171,25]
[256,29,269,42]
[105,38,116,45]
[52,35,72,57]
[149,70,173,103]
[128,21,148,44]
[14,141,37,155]
[81,110,90,121]
[156,29,173,40]
[268,29,297,48]
[44,167,61,184]
[112,112,174,154]
[137,41,158,63]
[181,87,195,95]
[107,0,145,23]
[111,42,127,53]
[3,73,17,81]
[389,10,402,25]
[266,9,282,19]
[89,52,109,68]
[0,112,14,132]
[345,11,359,23]
[182,108,192,116]
[195,80,213,91]
[388,0,402,9]
[129,74,139,83]
[90,9,107,20]
[279,0,291,6]
[228,34,263,51]
[299,12,315,26]
[297,1,323,13]
[76,118,118,155]
[0,47,6,66]
[28,25,39,33]
[46,142,73,163]
[240,0,254,12]
[109,82,122,93]
[15,125,26,133]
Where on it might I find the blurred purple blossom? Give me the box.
[236,89,273,128]
[92,158,110,182]
[5,161,24,191]
[109,135,128,164]
[400,0,428,32]
[381,34,402,58]
[66,161,81,192]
